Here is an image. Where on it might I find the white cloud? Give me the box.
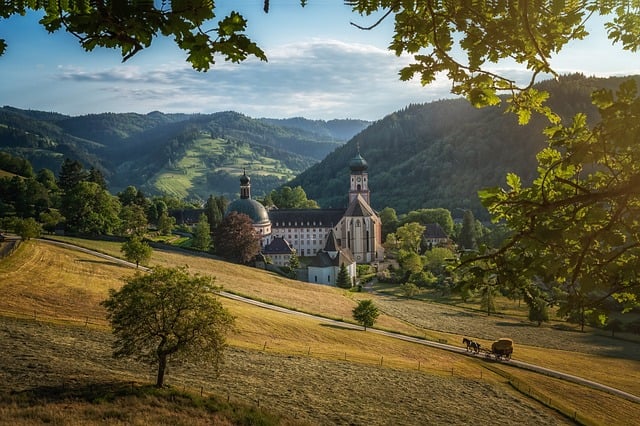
[51,39,452,120]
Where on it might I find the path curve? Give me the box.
[38,238,640,404]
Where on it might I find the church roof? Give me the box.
[344,194,377,218]
[324,229,340,252]
[226,198,271,225]
[310,229,354,267]
[269,209,345,228]
[349,152,368,172]
[309,249,354,268]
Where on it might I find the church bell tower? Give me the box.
[348,148,370,204]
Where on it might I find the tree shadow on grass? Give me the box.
[319,323,362,332]
[494,321,532,327]
[75,259,123,267]
[7,380,147,404]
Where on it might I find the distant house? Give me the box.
[262,236,294,267]
[423,223,450,250]
[308,229,356,286]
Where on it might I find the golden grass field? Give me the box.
[1,238,639,425]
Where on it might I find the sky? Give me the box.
[1,1,639,121]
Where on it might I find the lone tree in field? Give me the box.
[352,299,379,331]
[528,297,550,327]
[102,266,235,388]
[120,235,152,268]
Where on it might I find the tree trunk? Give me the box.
[156,354,167,387]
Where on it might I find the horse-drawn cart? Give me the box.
[463,337,513,360]
[485,338,513,360]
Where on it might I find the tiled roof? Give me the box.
[269,209,345,228]
[262,236,294,255]
[309,250,354,267]
[424,223,448,239]
[324,229,340,252]
[344,195,377,217]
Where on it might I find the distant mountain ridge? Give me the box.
[0,108,368,201]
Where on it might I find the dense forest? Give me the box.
[0,108,365,201]
[288,74,638,219]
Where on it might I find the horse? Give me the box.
[462,337,481,353]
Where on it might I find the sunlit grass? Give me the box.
[5,238,639,424]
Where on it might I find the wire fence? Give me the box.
[0,308,595,425]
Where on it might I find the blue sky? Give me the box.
[1,1,639,121]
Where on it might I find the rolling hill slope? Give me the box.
[0,108,366,201]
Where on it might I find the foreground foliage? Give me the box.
[102,266,235,387]
[472,80,640,328]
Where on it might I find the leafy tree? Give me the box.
[118,186,147,207]
[458,209,478,251]
[121,236,152,268]
[62,181,121,234]
[479,280,497,317]
[336,263,352,289]
[39,209,64,233]
[605,318,624,338]
[57,158,87,194]
[87,167,107,189]
[102,266,235,388]
[14,217,41,240]
[379,207,399,240]
[36,168,59,193]
[269,186,319,209]
[213,212,261,263]
[204,195,227,231]
[157,211,176,236]
[352,299,379,331]
[476,81,640,325]
[395,222,425,254]
[401,208,453,236]
[5,2,635,117]
[423,247,455,278]
[400,282,420,298]
[528,297,550,327]
[119,204,148,237]
[397,250,423,276]
[192,213,212,251]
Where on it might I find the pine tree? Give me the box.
[336,263,351,289]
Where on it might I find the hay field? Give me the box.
[2,240,639,424]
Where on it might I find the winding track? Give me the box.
[38,238,640,404]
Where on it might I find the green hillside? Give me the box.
[289,74,639,218]
[147,135,301,200]
[0,108,359,201]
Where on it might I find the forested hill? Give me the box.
[288,74,639,219]
[0,108,364,201]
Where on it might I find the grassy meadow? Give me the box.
[1,238,639,424]
[148,136,297,199]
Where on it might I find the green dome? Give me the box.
[225,198,270,225]
[349,152,368,171]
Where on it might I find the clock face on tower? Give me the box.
[356,177,362,182]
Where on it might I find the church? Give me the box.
[226,151,385,266]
